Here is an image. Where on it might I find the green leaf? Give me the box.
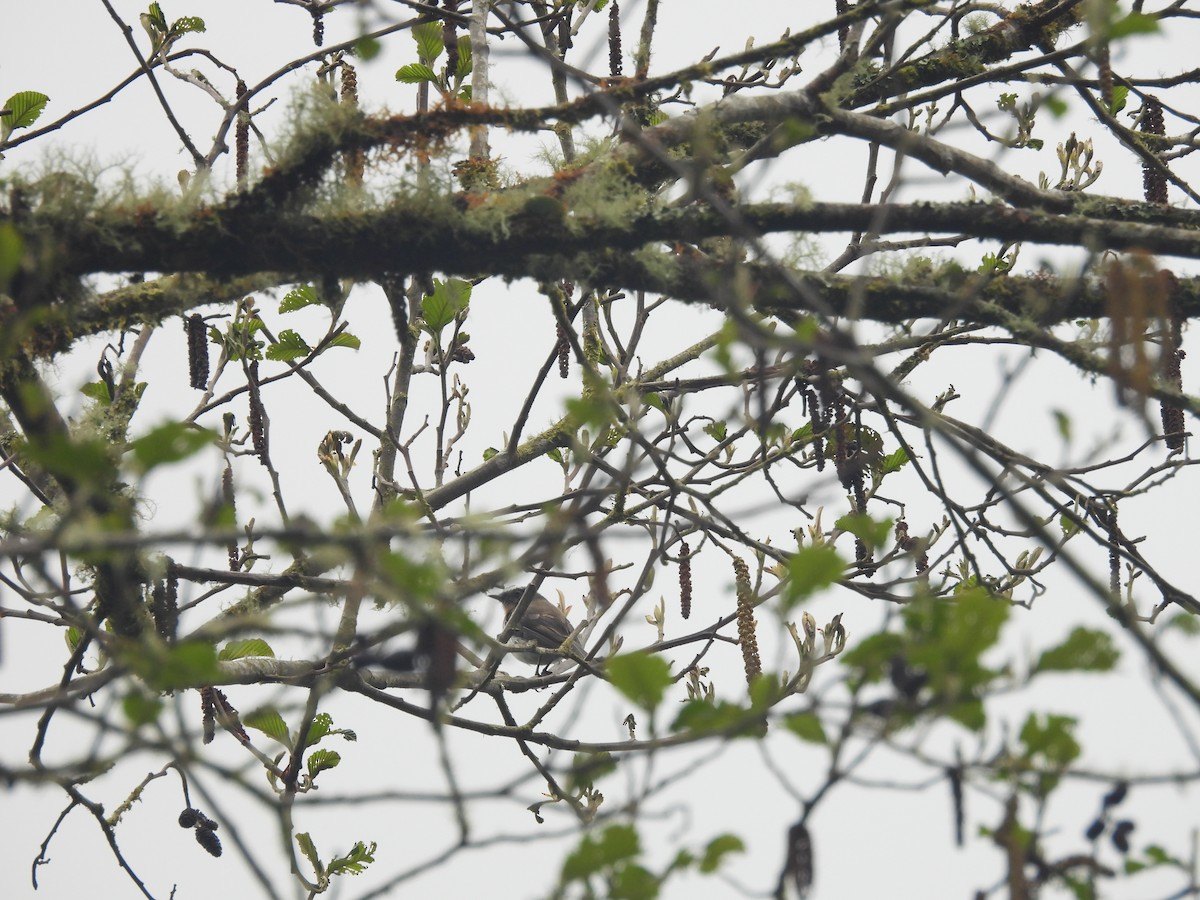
[1033,627,1119,674]
[1109,84,1129,115]
[2,91,50,133]
[296,832,323,875]
[703,420,727,442]
[218,638,275,661]
[266,329,312,361]
[781,545,843,610]
[327,841,376,877]
[567,751,618,793]
[1109,11,1159,39]
[566,394,614,430]
[145,2,168,32]
[699,834,745,874]
[455,35,473,79]
[245,707,291,745]
[1043,95,1069,118]
[0,222,23,290]
[131,641,219,691]
[123,691,164,726]
[421,278,471,333]
[607,652,672,710]
[22,431,117,486]
[610,863,659,899]
[395,62,439,84]
[355,37,381,60]
[835,513,894,551]
[671,699,759,736]
[1019,712,1081,769]
[327,332,361,350]
[562,824,640,881]
[880,447,910,475]
[128,422,215,473]
[377,551,443,602]
[307,749,341,778]
[279,284,321,313]
[80,381,113,405]
[169,15,205,36]
[783,711,827,744]
[412,21,444,64]
[482,446,499,461]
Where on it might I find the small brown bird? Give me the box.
[490,587,574,671]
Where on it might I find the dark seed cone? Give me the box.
[678,540,692,620]
[608,2,623,77]
[186,313,209,389]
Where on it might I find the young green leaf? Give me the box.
[607,652,672,710]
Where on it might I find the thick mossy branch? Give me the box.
[6,191,1200,336]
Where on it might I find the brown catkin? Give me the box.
[247,362,268,462]
[1159,270,1186,449]
[556,321,570,378]
[200,686,216,744]
[1097,44,1113,111]
[1142,97,1168,206]
[186,313,208,389]
[1105,503,1121,595]
[732,557,761,684]
[340,64,364,185]
[608,1,623,77]
[223,462,239,570]
[678,540,692,620]
[234,80,249,189]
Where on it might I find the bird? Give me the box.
[489,587,575,671]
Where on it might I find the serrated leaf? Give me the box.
[783,711,827,744]
[327,841,376,877]
[607,652,671,710]
[1109,84,1128,115]
[218,638,275,661]
[1033,627,1119,674]
[703,420,727,441]
[395,62,439,84]
[80,381,113,404]
[245,707,291,745]
[296,832,323,874]
[328,332,361,350]
[279,284,321,313]
[881,447,910,475]
[266,329,312,361]
[420,278,471,332]
[455,35,473,79]
[169,15,205,36]
[307,749,341,778]
[412,21,444,64]
[2,91,50,133]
